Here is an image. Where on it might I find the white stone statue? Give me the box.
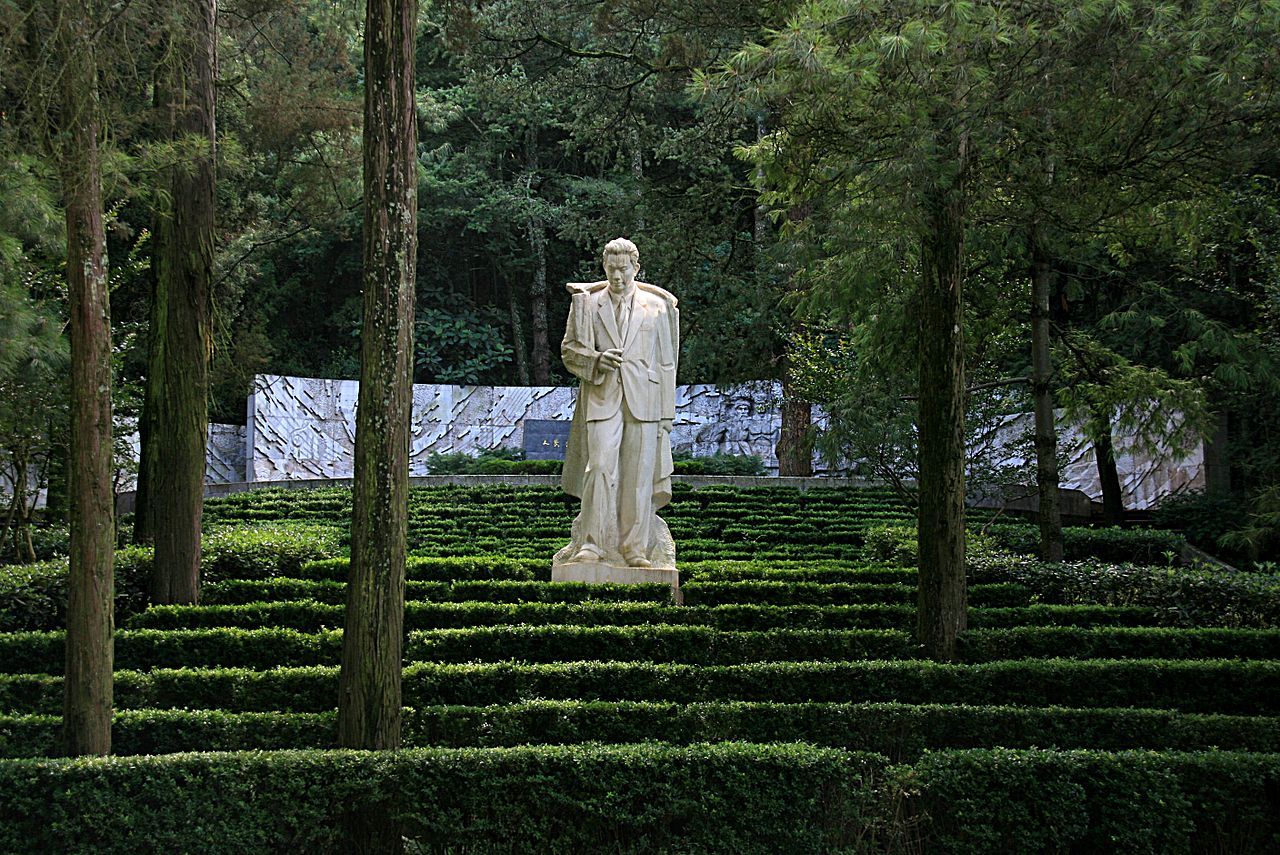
[554,238,680,580]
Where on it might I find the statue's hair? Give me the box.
[601,237,640,267]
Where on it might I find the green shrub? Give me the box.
[969,551,1280,628]
[202,524,342,582]
[0,628,343,674]
[0,525,341,632]
[0,743,882,855]
[3,702,1276,761]
[298,555,538,582]
[130,599,1174,634]
[424,449,563,475]
[984,523,1187,564]
[3,659,1266,717]
[672,451,768,476]
[407,625,919,665]
[862,524,917,564]
[0,547,152,633]
[893,749,1280,853]
[681,580,1031,607]
[1153,490,1247,559]
[404,701,1280,759]
[957,626,1280,662]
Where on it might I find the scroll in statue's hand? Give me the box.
[598,348,624,371]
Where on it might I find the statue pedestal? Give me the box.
[552,560,681,605]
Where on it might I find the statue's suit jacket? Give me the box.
[560,280,679,508]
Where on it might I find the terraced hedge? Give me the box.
[0,483,1275,851]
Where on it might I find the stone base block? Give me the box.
[552,560,681,604]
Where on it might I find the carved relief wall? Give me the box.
[247,375,789,481]
[975,411,1205,511]
[245,373,1203,509]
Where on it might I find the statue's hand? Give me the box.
[597,349,624,371]
[660,419,673,434]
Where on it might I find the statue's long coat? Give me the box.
[560,280,679,509]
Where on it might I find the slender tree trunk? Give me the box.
[1029,231,1063,561]
[146,0,217,603]
[630,124,645,233]
[508,278,531,386]
[1202,409,1231,495]
[44,428,69,522]
[339,0,417,847]
[59,0,115,756]
[2,448,22,561]
[13,455,35,563]
[133,246,160,547]
[777,373,812,476]
[916,176,968,662]
[525,130,550,385]
[1092,409,1125,526]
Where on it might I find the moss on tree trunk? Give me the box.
[59,0,115,756]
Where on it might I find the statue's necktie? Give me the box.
[616,298,629,339]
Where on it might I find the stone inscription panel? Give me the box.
[524,420,572,460]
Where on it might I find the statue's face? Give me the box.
[604,252,637,294]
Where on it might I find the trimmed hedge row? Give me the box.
[2,659,1273,715]
[206,579,675,605]
[894,749,1280,852]
[406,625,918,664]
[0,628,342,674]
[681,580,1031,607]
[129,600,1175,632]
[3,701,1278,760]
[13,622,1269,676]
[683,562,915,585]
[0,525,343,633]
[298,556,541,582]
[0,745,1274,854]
[406,624,1280,667]
[984,523,1187,564]
[0,743,880,855]
[970,552,1280,628]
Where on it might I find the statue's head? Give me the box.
[602,237,639,295]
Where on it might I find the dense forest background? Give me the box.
[2,0,1279,559]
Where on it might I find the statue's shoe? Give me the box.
[623,553,652,568]
[572,547,603,563]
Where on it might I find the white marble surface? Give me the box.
[247,373,789,481]
[245,372,1202,509]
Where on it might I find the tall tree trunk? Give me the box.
[777,372,812,476]
[133,262,158,546]
[630,124,645,233]
[916,177,968,662]
[12,453,36,563]
[1202,409,1231,495]
[339,0,417,848]
[146,0,217,604]
[508,278,531,386]
[1092,409,1125,526]
[525,130,550,385]
[1030,230,1063,561]
[59,0,115,756]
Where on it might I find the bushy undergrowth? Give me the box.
[0,524,341,632]
[2,702,1278,761]
[1,484,1276,851]
[0,746,1274,854]
[863,522,1186,566]
[969,550,1280,628]
[0,743,882,855]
